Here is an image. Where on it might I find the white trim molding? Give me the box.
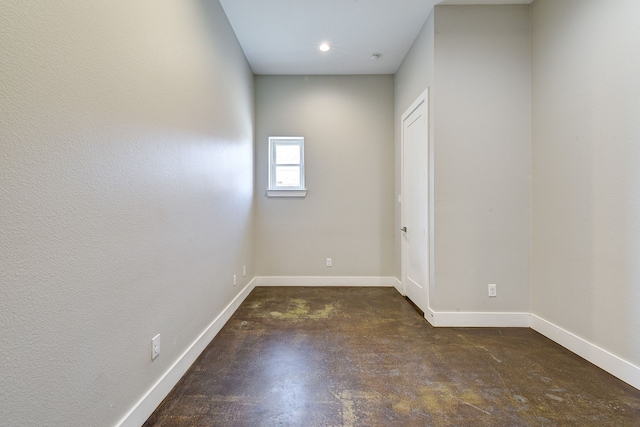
[425,309,530,328]
[421,307,640,390]
[116,278,640,427]
[392,277,403,295]
[256,276,400,288]
[116,278,257,427]
[266,189,307,198]
[530,314,640,391]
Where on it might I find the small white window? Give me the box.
[267,137,306,197]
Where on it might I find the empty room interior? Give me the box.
[1,0,639,426]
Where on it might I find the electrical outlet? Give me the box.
[233,274,237,287]
[488,284,497,297]
[242,266,246,277]
[151,334,160,360]
[326,258,332,267]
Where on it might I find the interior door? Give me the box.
[401,90,429,314]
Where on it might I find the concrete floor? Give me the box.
[144,287,640,426]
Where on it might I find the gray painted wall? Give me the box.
[394,11,436,291]
[531,0,640,368]
[255,75,395,277]
[3,0,639,425]
[395,5,531,313]
[0,1,254,426]
[433,5,531,312]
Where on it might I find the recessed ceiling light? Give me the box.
[319,43,331,52]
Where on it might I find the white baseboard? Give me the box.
[116,278,639,427]
[116,277,257,427]
[256,276,399,288]
[421,309,639,390]
[392,277,403,294]
[530,314,640,390]
[425,309,530,328]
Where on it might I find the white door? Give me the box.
[401,89,429,314]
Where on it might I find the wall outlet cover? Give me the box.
[151,334,161,360]
[488,284,497,297]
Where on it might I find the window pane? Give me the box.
[275,144,300,165]
[275,166,300,187]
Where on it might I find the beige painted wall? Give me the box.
[255,75,395,277]
[531,0,640,367]
[0,1,254,426]
[395,5,531,313]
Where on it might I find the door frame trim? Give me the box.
[400,88,432,316]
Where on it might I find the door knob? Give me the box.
[401,227,407,232]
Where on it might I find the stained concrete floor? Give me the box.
[144,287,640,426]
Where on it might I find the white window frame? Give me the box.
[267,136,307,197]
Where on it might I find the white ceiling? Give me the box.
[219,0,533,75]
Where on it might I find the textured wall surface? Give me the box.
[432,5,531,312]
[254,75,395,277]
[0,1,254,426]
[531,0,640,368]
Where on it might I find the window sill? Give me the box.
[266,189,307,198]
